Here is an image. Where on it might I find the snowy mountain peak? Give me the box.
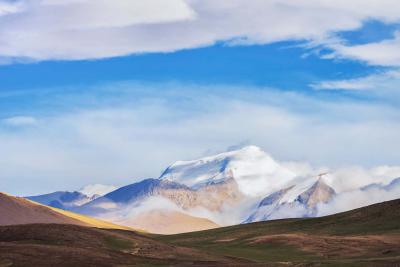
[159,146,297,197]
[79,184,117,198]
[296,178,336,208]
[230,145,264,157]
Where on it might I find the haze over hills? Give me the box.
[117,209,219,235]
[26,146,400,234]
[72,179,228,234]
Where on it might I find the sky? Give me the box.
[0,0,400,195]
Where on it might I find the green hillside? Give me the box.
[156,199,400,266]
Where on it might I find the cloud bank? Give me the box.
[0,0,399,62]
[317,178,400,216]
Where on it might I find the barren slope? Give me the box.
[0,193,130,230]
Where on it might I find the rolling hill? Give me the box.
[0,192,237,266]
[157,198,400,266]
[0,192,130,230]
[1,196,399,266]
[0,224,237,267]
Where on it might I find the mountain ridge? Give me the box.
[24,146,400,234]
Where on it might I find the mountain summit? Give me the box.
[159,146,296,197]
[296,178,336,208]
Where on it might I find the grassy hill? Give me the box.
[0,223,239,267]
[156,199,400,266]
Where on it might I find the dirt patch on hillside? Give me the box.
[249,233,400,258]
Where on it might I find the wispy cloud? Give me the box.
[2,116,38,126]
[311,70,400,90]
[1,82,400,195]
[328,31,400,67]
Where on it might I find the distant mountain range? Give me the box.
[26,191,94,210]
[25,146,400,234]
[26,183,116,210]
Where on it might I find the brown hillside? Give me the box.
[0,193,130,230]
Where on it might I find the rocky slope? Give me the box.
[74,178,242,233]
[246,178,336,222]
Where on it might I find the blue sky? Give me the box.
[0,41,376,91]
[0,41,379,118]
[0,0,400,195]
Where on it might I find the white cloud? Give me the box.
[100,196,191,227]
[317,183,400,216]
[0,1,23,16]
[312,70,400,90]
[326,166,400,193]
[328,31,400,67]
[0,0,400,61]
[79,183,116,197]
[2,116,38,126]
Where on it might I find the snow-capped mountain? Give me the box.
[245,177,336,222]
[160,145,296,197]
[74,178,240,234]
[26,191,93,210]
[24,146,400,234]
[26,184,116,210]
[76,177,243,217]
[76,179,194,215]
